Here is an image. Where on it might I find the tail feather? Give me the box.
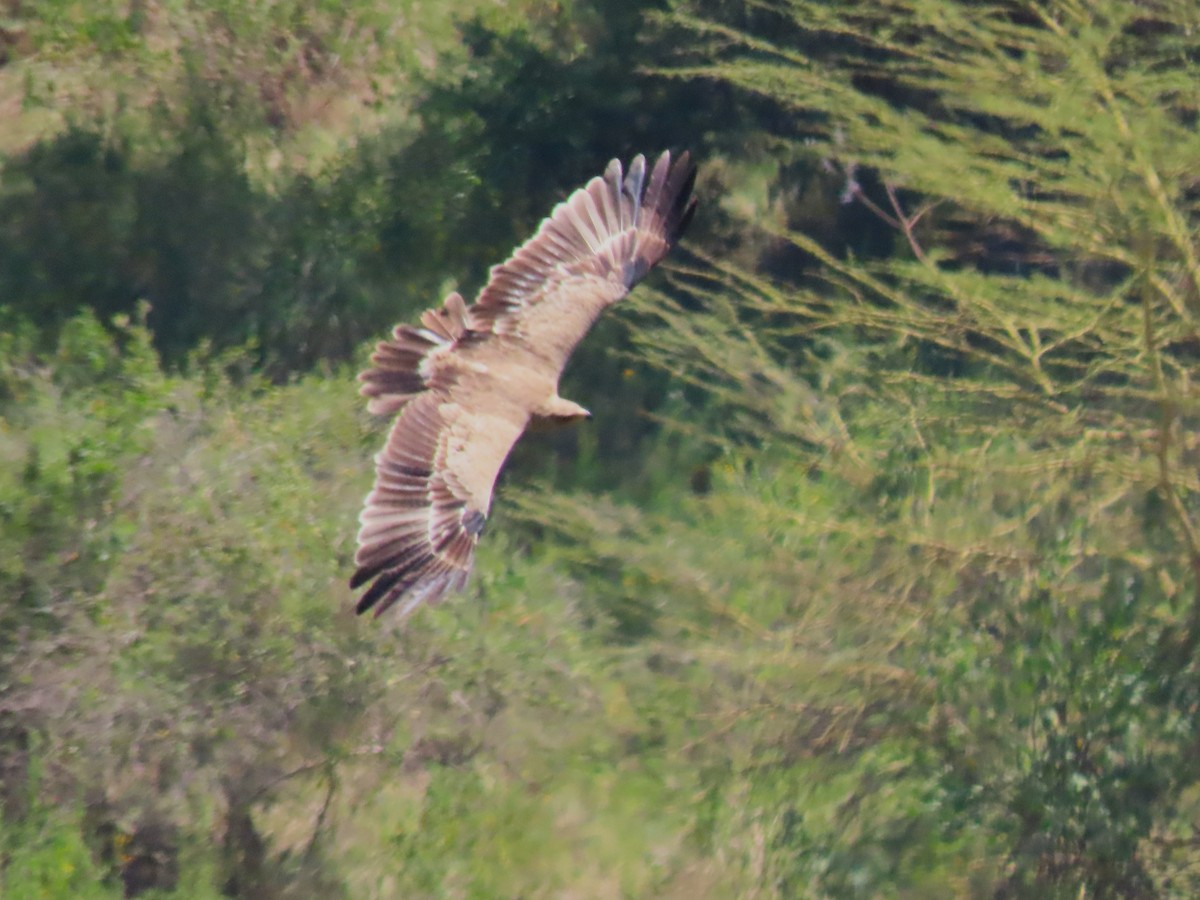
[358,292,471,416]
[419,291,471,342]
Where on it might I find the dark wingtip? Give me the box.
[355,566,471,619]
[674,196,698,242]
[353,568,397,615]
[352,559,422,616]
[661,150,698,245]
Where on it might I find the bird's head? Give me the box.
[530,396,591,430]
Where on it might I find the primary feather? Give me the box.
[352,151,697,618]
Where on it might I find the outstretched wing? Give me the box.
[471,151,697,370]
[352,151,697,619]
[351,386,524,619]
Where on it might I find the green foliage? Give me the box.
[0,308,164,675]
[0,314,366,895]
[540,0,1200,893]
[0,752,227,899]
[4,0,419,154]
[1,798,120,900]
[0,109,383,370]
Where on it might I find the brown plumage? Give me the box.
[351,151,697,618]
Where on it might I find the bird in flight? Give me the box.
[351,151,697,619]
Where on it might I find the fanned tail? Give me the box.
[358,291,472,416]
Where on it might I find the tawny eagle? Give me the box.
[351,151,697,618]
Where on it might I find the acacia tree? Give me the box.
[517,1,1200,894]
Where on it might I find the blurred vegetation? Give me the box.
[3,0,1200,897]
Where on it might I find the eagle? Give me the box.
[351,151,697,619]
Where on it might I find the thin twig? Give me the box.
[304,764,338,861]
[885,182,931,264]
